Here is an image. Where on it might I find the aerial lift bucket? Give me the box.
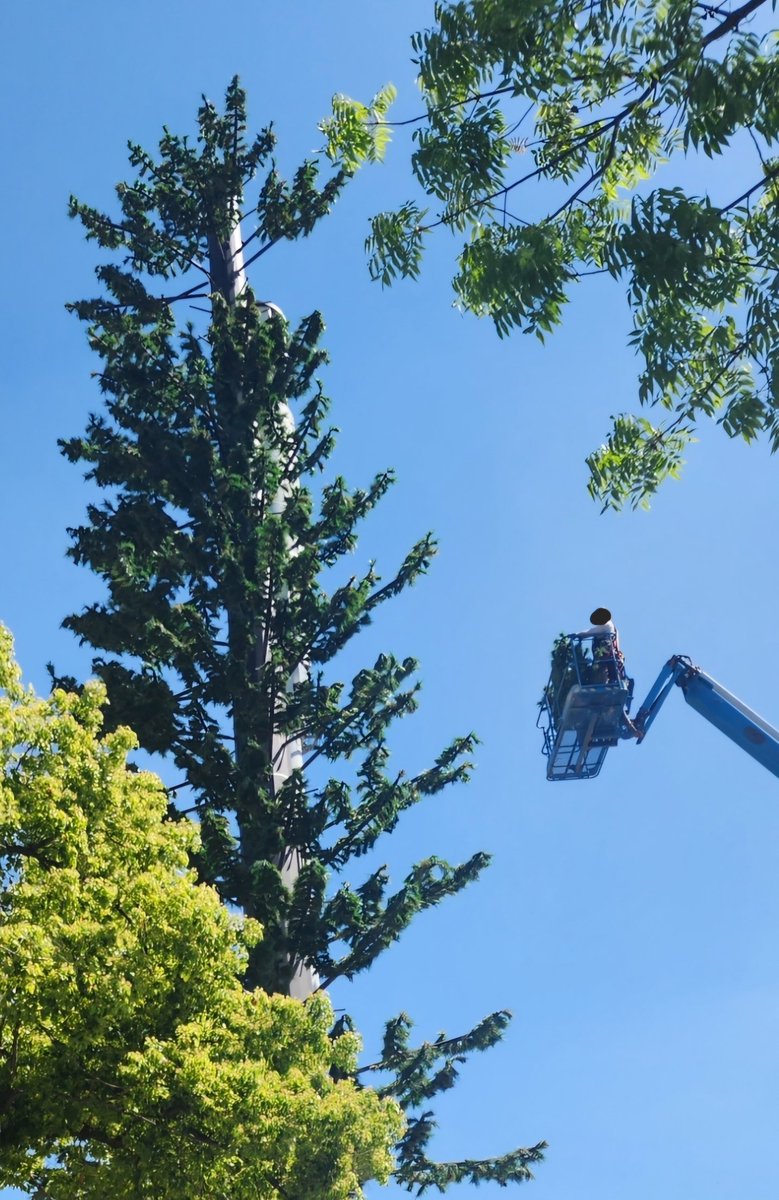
[537,633,634,780]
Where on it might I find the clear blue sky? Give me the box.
[2,3,779,1198]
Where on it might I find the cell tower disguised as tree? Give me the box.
[61,79,544,1191]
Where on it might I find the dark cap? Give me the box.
[590,607,612,625]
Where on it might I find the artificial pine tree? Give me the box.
[60,79,546,1191]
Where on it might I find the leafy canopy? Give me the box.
[326,0,779,509]
[0,625,402,1199]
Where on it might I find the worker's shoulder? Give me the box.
[573,621,616,638]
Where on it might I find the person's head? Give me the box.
[590,607,612,626]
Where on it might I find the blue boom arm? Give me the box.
[634,656,779,779]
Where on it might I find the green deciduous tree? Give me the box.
[59,80,545,1190]
[336,0,779,508]
[0,625,402,1199]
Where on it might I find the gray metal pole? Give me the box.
[212,219,319,999]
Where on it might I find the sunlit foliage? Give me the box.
[328,0,779,508]
[0,626,402,1198]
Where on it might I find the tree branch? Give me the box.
[700,0,769,47]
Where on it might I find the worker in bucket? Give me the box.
[575,607,623,684]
